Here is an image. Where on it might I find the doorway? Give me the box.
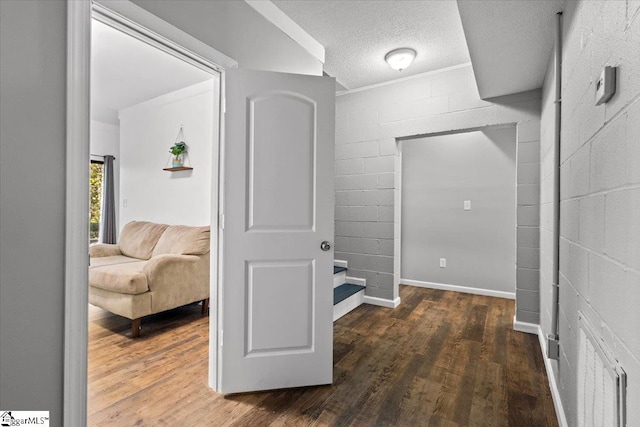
[399,126,518,299]
[87,7,221,418]
[64,1,234,421]
[68,2,336,422]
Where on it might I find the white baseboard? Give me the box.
[402,278,515,300]
[334,259,348,268]
[513,320,568,427]
[512,315,539,334]
[333,289,364,321]
[537,326,569,427]
[345,276,366,287]
[363,295,401,308]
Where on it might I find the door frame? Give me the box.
[65,1,236,424]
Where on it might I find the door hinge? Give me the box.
[222,97,226,114]
[219,214,225,230]
[220,330,223,346]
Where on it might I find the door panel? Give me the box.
[220,69,335,393]
[248,92,315,231]
[246,260,314,355]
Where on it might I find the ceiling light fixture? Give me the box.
[385,48,417,71]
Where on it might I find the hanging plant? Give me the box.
[169,141,187,167]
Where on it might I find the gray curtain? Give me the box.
[100,155,116,244]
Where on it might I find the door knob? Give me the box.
[320,241,331,251]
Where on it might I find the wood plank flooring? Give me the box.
[88,285,558,426]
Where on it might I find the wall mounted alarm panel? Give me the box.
[595,66,616,105]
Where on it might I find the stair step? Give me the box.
[334,283,365,305]
[333,266,347,275]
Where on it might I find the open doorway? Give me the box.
[399,126,518,299]
[68,3,334,420]
[87,13,220,419]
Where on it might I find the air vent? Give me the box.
[577,312,627,427]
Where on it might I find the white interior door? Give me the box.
[219,68,335,393]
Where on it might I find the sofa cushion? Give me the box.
[90,255,140,268]
[152,225,210,256]
[89,261,149,295]
[89,243,122,258]
[118,221,168,260]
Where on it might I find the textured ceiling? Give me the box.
[457,0,565,99]
[92,20,212,124]
[272,0,471,90]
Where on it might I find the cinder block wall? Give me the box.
[334,65,541,321]
[539,1,640,424]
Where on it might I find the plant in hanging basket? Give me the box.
[169,141,187,167]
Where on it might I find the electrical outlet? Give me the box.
[122,198,128,207]
[439,258,446,268]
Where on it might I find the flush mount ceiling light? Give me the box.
[385,48,417,71]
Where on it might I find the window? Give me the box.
[90,160,104,243]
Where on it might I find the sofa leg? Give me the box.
[201,298,210,316]
[132,318,141,338]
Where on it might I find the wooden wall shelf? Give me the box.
[163,166,193,172]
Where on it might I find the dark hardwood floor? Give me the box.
[88,285,558,426]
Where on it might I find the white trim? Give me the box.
[537,326,569,427]
[65,1,91,426]
[337,62,472,96]
[244,0,325,64]
[333,290,364,321]
[402,278,516,300]
[512,315,539,334]
[345,276,366,287]
[363,295,401,308]
[93,0,237,70]
[214,71,228,392]
[333,259,348,268]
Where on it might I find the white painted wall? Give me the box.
[118,80,215,227]
[335,65,541,312]
[90,120,120,235]
[401,127,516,295]
[539,1,640,425]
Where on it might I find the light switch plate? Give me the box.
[464,200,471,211]
[439,258,446,268]
[595,66,616,105]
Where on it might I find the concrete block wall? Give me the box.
[516,121,542,324]
[539,1,640,425]
[335,65,541,313]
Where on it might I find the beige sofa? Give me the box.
[89,221,210,337]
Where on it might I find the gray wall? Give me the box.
[0,1,321,423]
[0,1,67,423]
[334,65,541,320]
[539,1,640,425]
[401,127,516,294]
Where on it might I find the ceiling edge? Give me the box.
[244,0,325,64]
[336,62,472,97]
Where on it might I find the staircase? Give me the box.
[333,261,366,321]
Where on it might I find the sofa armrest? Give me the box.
[90,243,122,258]
[143,254,209,298]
